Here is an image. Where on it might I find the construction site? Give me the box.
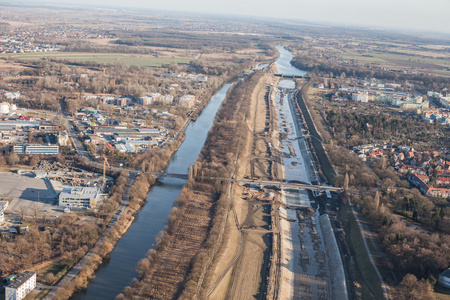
[0,159,113,233]
[206,69,347,300]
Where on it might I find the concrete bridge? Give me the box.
[273,73,303,79]
[147,172,342,193]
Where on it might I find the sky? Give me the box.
[15,0,450,34]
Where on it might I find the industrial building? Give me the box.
[5,271,36,300]
[13,144,59,154]
[58,187,100,208]
[0,121,39,130]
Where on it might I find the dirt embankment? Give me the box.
[118,72,264,300]
[206,73,283,300]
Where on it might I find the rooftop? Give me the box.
[7,271,35,289]
[60,187,99,198]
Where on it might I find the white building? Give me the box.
[58,187,100,208]
[159,94,174,105]
[0,200,8,223]
[0,102,10,114]
[115,143,135,153]
[13,144,59,155]
[352,92,369,103]
[138,96,153,106]
[440,97,450,108]
[179,94,196,108]
[139,93,161,106]
[5,271,36,300]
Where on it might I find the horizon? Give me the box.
[5,0,450,36]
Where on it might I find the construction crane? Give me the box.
[103,156,110,186]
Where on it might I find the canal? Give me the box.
[72,83,234,300]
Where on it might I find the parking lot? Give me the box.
[0,172,66,233]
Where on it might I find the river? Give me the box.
[72,83,234,300]
[274,47,347,299]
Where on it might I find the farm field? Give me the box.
[342,51,450,68]
[343,55,386,62]
[0,52,192,67]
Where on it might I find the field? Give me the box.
[0,52,192,67]
[340,49,450,77]
[343,55,386,62]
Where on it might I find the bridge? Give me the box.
[148,172,189,180]
[273,73,303,78]
[147,172,342,193]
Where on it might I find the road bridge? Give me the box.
[273,73,303,78]
[147,172,342,193]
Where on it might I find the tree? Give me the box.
[17,204,27,220]
[136,258,151,277]
[374,191,380,212]
[7,152,19,165]
[343,172,349,191]
[396,274,434,300]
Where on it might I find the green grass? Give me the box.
[343,55,386,62]
[340,205,386,300]
[0,52,192,67]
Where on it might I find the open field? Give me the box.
[343,55,386,62]
[0,52,192,67]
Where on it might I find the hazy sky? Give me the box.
[19,0,450,34]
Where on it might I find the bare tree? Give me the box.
[17,204,28,220]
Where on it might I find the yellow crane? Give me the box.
[103,156,110,186]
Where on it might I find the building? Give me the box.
[0,121,39,131]
[5,271,36,300]
[440,97,450,108]
[0,102,10,114]
[436,176,450,186]
[439,269,450,288]
[352,92,369,103]
[138,96,153,106]
[14,144,58,154]
[179,94,196,108]
[58,187,100,208]
[426,188,450,198]
[0,200,8,223]
[159,94,174,105]
[115,143,135,153]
